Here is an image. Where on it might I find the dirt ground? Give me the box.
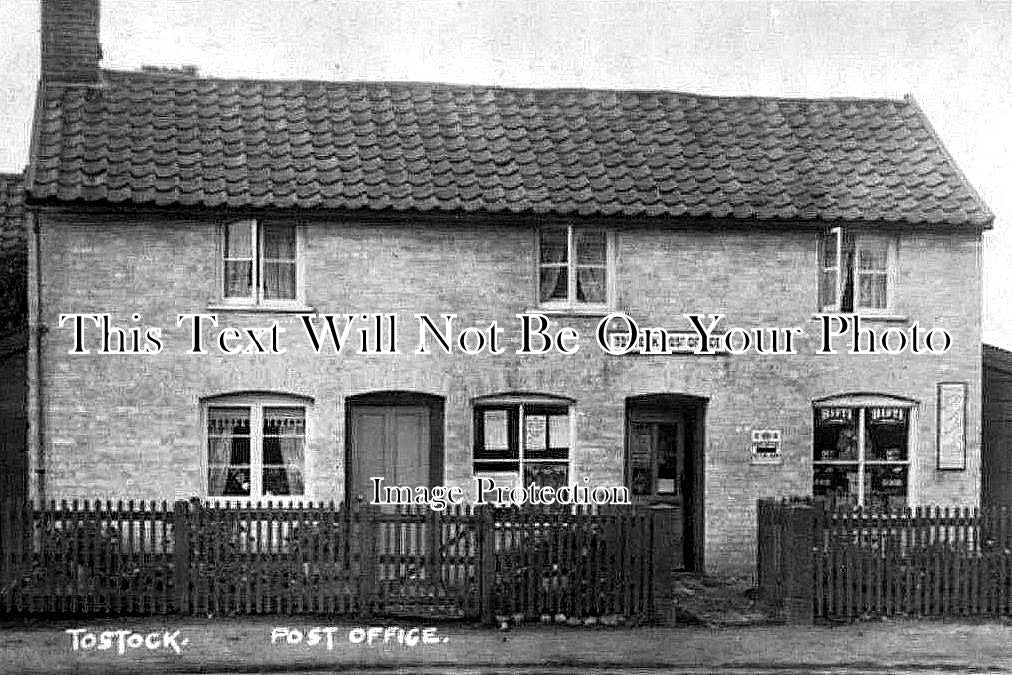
[2,615,1012,674]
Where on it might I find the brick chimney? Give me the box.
[40,0,102,83]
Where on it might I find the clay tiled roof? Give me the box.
[27,69,993,227]
[0,173,26,335]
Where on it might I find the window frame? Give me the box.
[536,225,616,312]
[812,395,916,509]
[218,219,304,308]
[472,394,575,486]
[201,393,311,504]
[818,227,897,314]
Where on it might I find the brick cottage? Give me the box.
[15,0,993,575]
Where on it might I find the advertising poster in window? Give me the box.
[482,409,509,451]
[524,414,547,451]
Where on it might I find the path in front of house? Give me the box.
[2,616,1012,673]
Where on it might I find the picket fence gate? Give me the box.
[758,498,1012,623]
[0,500,674,623]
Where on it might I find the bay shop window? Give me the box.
[473,395,573,488]
[204,397,307,500]
[813,396,915,510]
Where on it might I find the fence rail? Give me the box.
[0,500,673,623]
[758,499,1012,623]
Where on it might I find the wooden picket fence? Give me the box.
[490,506,656,621]
[0,500,673,623]
[758,498,1012,623]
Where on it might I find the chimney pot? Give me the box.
[41,0,102,84]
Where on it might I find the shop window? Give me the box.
[813,398,913,510]
[473,395,572,488]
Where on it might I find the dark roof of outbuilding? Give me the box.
[984,344,1012,375]
[26,69,993,227]
[0,173,26,335]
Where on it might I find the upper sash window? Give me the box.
[222,220,299,304]
[538,226,613,310]
[819,227,896,313]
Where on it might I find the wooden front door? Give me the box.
[627,411,686,505]
[349,405,430,502]
[627,408,688,569]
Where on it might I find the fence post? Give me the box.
[0,500,10,597]
[358,505,377,619]
[781,501,817,624]
[478,505,496,625]
[173,500,190,615]
[650,505,677,624]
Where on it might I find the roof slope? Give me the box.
[27,70,993,227]
[0,173,26,335]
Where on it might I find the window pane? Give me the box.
[819,269,838,308]
[841,231,856,312]
[548,415,569,449]
[814,407,857,461]
[575,230,606,265]
[820,231,838,268]
[864,465,907,511]
[864,407,908,461]
[263,407,306,434]
[525,414,547,450]
[263,224,296,259]
[576,267,606,303]
[262,436,305,466]
[261,407,305,497]
[209,467,251,497]
[208,407,251,473]
[528,409,568,460]
[225,221,254,257]
[629,423,653,496]
[858,273,887,309]
[482,409,509,450]
[474,406,519,460]
[263,407,305,464]
[539,267,568,302]
[523,462,568,489]
[263,468,304,496]
[813,465,858,508]
[858,239,888,271]
[208,407,251,435]
[262,261,296,300]
[224,261,253,297]
[656,423,680,496]
[539,229,568,264]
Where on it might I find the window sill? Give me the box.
[811,312,909,323]
[529,306,614,319]
[207,303,316,314]
[202,497,309,507]
[813,460,909,465]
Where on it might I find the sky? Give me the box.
[1,0,1009,347]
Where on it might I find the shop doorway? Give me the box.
[625,394,706,571]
